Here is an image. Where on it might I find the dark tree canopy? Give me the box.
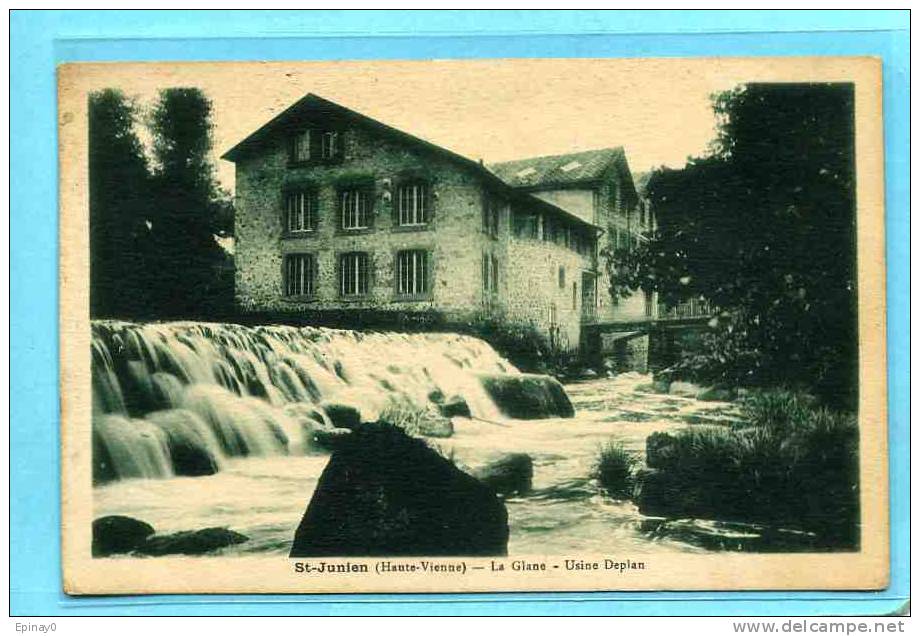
[146,88,234,316]
[88,87,234,320]
[610,84,857,407]
[88,89,153,317]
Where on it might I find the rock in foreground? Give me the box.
[290,422,509,557]
[92,515,155,557]
[478,373,574,419]
[135,527,249,556]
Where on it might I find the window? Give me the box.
[482,251,499,296]
[512,209,538,239]
[339,188,372,230]
[339,252,370,296]
[482,194,501,237]
[558,266,566,289]
[395,250,430,296]
[572,282,578,310]
[284,254,316,297]
[284,190,318,233]
[541,215,551,242]
[291,130,311,162]
[320,131,339,160]
[555,224,569,248]
[396,182,428,226]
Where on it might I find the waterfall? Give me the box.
[92,320,518,484]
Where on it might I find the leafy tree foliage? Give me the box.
[147,88,234,316]
[88,87,234,319]
[88,89,153,316]
[610,84,857,407]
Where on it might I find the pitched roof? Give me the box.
[488,147,627,189]
[222,93,601,232]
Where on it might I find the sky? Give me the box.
[59,57,867,191]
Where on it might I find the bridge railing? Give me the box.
[657,297,714,321]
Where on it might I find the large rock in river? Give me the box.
[290,422,509,557]
[92,515,155,557]
[472,453,533,496]
[478,373,574,419]
[439,395,471,419]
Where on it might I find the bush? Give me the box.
[594,442,638,499]
[637,391,859,549]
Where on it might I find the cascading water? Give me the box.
[92,320,517,484]
[92,320,766,555]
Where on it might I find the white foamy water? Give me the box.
[92,320,514,484]
[93,320,745,556]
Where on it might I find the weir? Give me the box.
[91,321,519,484]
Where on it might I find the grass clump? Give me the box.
[594,442,638,499]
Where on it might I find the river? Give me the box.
[92,321,754,556]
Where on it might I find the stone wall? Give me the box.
[503,237,594,353]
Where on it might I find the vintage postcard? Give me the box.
[59,57,888,595]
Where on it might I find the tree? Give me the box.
[147,88,233,316]
[611,84,857,407]
[88,89,152,316]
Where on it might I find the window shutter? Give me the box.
[365,186,375,228]
[335,130,345,161]
[308,129,320,161]
[425,180,434,224]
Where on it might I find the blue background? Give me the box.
[10,9,910,616]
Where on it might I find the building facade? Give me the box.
[223,94,651,354]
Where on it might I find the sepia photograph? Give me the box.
[57,57,888,594]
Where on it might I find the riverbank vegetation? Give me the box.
[628,390,859,549]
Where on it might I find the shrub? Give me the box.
[637,391,859,549]
[739,390,815,432]
[594,442,638,499]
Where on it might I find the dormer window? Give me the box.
[291,130,311,163]
[321,131,338,159]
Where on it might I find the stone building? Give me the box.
[222,93,652,355]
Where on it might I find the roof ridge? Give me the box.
[488,146,624,168]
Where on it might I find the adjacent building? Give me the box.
[222,93,654,354]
